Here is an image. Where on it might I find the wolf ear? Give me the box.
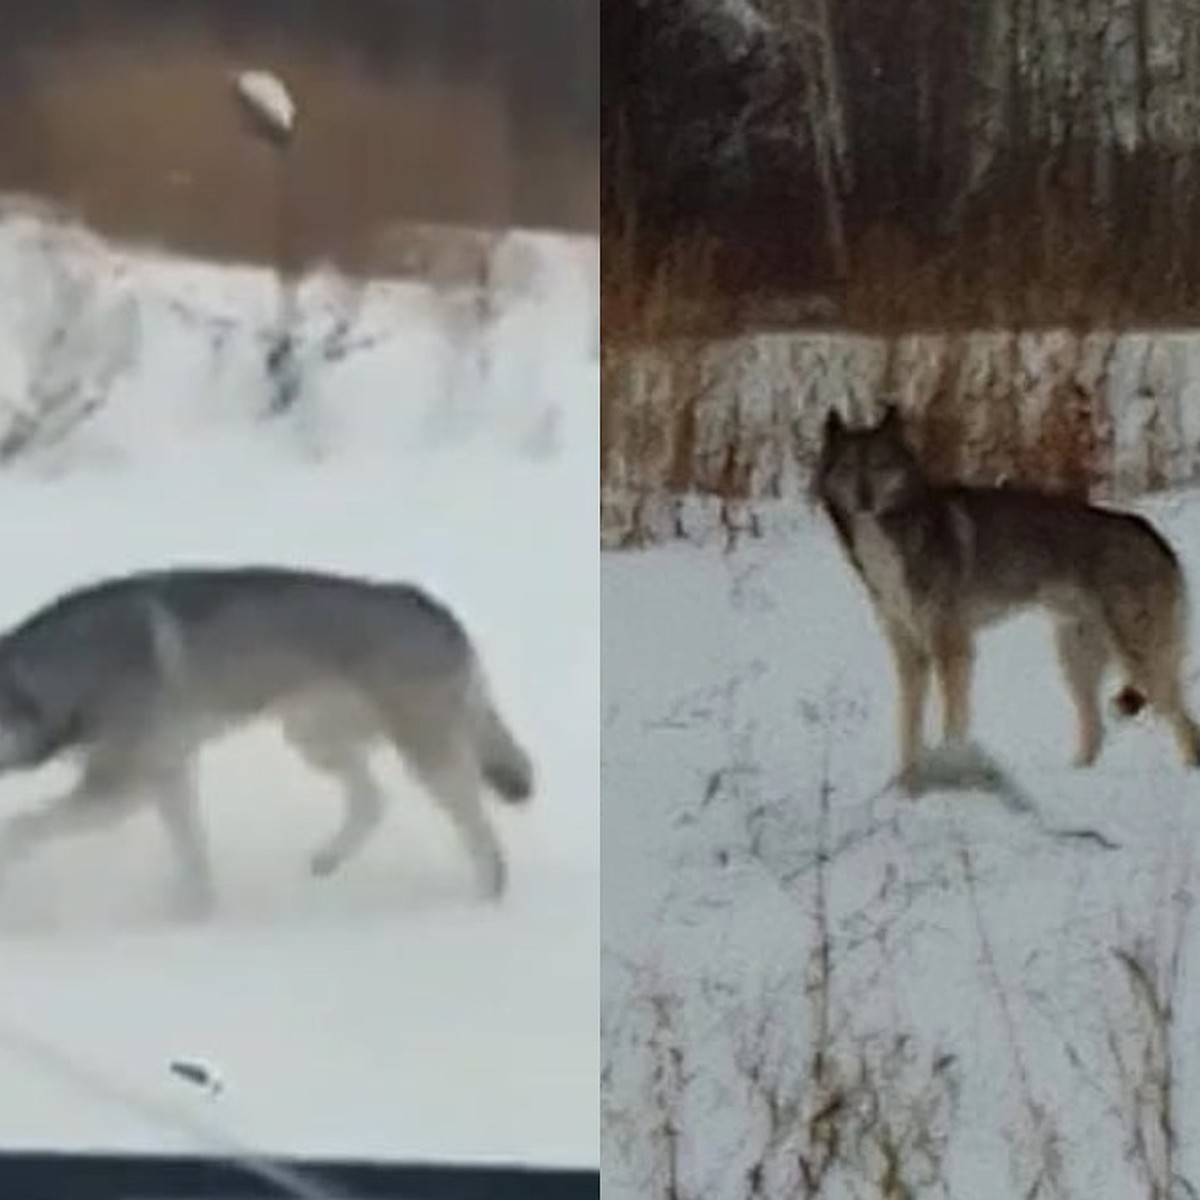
[823,408,845,440]
[877,402,902,432]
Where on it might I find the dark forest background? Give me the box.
[602,0,1200,334]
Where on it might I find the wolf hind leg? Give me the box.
[1103,590,1200,768]
[1136,667,1200,768]
[401,727,507,902]
[370,671,509,900]
[1054,617,1109,766]
[1143,668,1200,769]
[149,758,216,920]
[281,701,386,878]
[932,622,974,746]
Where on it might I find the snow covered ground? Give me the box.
[0,208,598,1169]
[603,492,1200,1198]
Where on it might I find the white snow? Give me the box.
[603,492,1200,1197]
[234,69,297,140]
[0,208,598,1169]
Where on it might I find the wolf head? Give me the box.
[814,403,926,521]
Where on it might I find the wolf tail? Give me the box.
[1110,565,1194,722]
[1112,684,1147,718]
[467,662,534,803]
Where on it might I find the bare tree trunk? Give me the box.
[1131,0,1150,153]
[803,56,849,279]
[809,0,851,277]
[946,0,1014,231]
[808,0,852,191]
[754,0,852,276]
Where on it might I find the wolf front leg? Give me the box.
[0,777,144,879]
[149,763,216,920]
[0,738,157,884]
[932,622,974,745]
[884,622,930,789]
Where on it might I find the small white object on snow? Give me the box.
[232,70,297,144]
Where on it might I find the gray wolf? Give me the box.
[0,566,534,916]
[814,404,1200,783]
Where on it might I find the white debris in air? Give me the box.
[233,69,297,141]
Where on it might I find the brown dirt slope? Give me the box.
[0,0,596,270]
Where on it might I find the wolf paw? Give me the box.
[309,849,341,877]
[480,859,507,903]
[170,884,216,924]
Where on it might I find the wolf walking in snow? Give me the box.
[0,566,534,916]
[814,404,1200,784]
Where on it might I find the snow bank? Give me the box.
[605,328,1200,543]
[0,199,598,474]
[603,489,1200,1198]
[0,204,598,1171]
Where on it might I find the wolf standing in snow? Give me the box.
[814,404,1200,783]
[0,566,534,915]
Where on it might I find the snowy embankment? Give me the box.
[0,205,598,1170]
[604,491,1200,1198]
[604,329,1200,545]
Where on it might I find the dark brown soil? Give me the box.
[0,0,596,270]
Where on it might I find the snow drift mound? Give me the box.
[0,197,599,474]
